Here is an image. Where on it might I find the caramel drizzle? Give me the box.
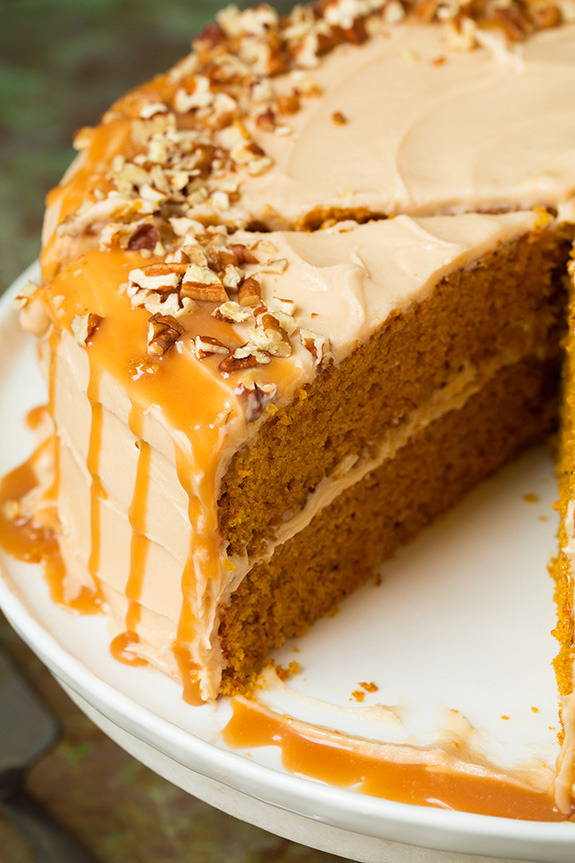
[126,438,150,633]
[0,440,56,564]
[6,248,234,697]
[223,698,567,822]
[41,331,78,608]
[0,330,101,613]
[173,438,224,705]
[47,330,101,612]
[110,404,151,667]
[25,404,47,432]
[28,249,233,698]
[46,329,61,506]
[86,366,106,594]
[173,446,207,706]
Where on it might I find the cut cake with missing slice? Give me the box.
[3,0,575,813]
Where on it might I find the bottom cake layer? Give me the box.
[219,352,560,694]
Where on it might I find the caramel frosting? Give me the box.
[240,23,575,227]
[219,665,561,820]
[39,15,575,280]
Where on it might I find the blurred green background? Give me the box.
[0,2,349,861]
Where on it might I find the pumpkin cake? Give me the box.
[4,0,575,812]
[551,252,575,814]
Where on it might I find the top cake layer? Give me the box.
[41,9,575,282]
[230,22,575,226]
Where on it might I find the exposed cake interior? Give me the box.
[552,253,575,812]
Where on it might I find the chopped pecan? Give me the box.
[273,309,298,336]
[251,301,268,318]
[341,18,368,44]
[221,247,242,267]
[531,3,561,28]
[129,263,187,292]
[493,5,530,41]
[71,312,104,347]
[246,141,266,157]
[180,264,228,302]
[247,153,274,176]
[13,280,40,310]
[186,178,209,205]
[383,0,406,24]
[181,282,229,302]
[316,28,343,57]
[219,352,259,373]
[195,20,226,49]
[273,297,296,316]
[174,75,213,113]
[252,31,287,77]
[211,190,230,210]
[231,243,258,264]
[147,313,183,356]
[253,312,292,357]
[300,327,332,366]
[235,379,278,422]
[232,344,272,365]
[128,286,194,318]
[208,246,239,270]
[181,244,210,266]
[277,93,301,115]
[238,276,262,306]
[192,144,217,178]
[127,223,159,251]
[180,285,226,307]
[165,249,188,264]
[139,102,168,120]
[255,108,276,131]
[260,258,288,274]
[413,0,439,22]
[193,335,229,359]
[213,301,253,323]
[251,77,274,103]
[222,264,243,290]
[443,16,478,50]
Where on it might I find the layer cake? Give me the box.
[4,0,575,812]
